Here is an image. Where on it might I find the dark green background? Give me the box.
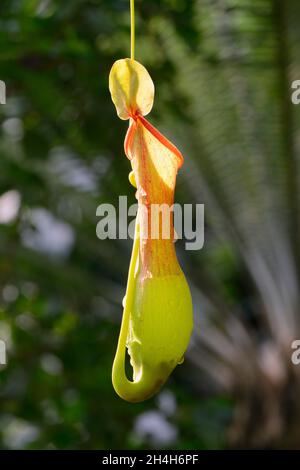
[0,0,300,449]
